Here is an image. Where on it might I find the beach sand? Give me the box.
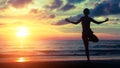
[0,60,120,68]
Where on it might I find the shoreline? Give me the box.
[1,59,120,68]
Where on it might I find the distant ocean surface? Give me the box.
[0,40,120,62]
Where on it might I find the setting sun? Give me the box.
[16,26,29,38]
[16,57,29,62]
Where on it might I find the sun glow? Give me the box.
[16,57,29,62]
[16,26,29,38]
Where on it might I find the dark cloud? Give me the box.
[60,3,76,11]
[59,0,84,11]
[52,20,69,25]
[45,0,63,10]
[91,0,120,16]
[67,0,85,4]
[73,0,120,18]
[8,0,32,8]
[45,0,76,11]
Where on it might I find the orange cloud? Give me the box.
[29,9,39,14]
[29,9,56,19]
[8,0,32,8]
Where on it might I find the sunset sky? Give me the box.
[0,0,120,40]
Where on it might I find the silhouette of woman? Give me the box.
[65,8,109,61]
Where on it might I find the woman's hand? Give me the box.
[65,18,70,22]
[105,18,109,22]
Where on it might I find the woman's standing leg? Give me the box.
[82,35,90,61]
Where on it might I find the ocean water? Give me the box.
[0,40,120,62]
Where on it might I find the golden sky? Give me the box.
[0,0,120,40]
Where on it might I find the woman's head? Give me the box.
[83,8,90,16]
